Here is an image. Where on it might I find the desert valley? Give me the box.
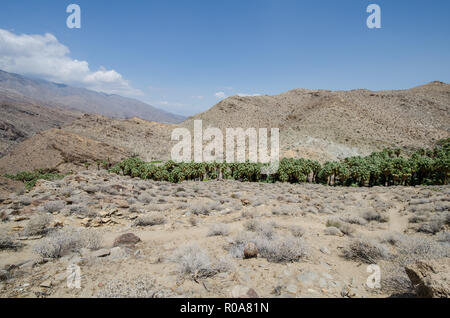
[0,70,448,298]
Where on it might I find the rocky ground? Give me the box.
[0,170,448,298]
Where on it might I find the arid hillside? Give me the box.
[0,82,448,174]
[0,114,177,174]
[183,81,450,161]
[0,88,81,156]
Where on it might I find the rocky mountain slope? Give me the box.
[183,81,450,161]
[0,70,185,124]
[0,88,81,156]
[0,114,177,174]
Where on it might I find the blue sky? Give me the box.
[0,0,449,116]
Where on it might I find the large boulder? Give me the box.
[243,242,258,259]
[113,233,141,247]
[405,260,450,298]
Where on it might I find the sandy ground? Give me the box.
[0,170,448,298]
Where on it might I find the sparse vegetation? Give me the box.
[229,230,308,263]
[342,237,390,264]
[289,225,305,237]
[258,235,308,263]
[33,227,102,258]
[207,223,230,236]
[4,169,69,190]
[81,229,103,250]
[42,200,65,213]
[326,217,355,236]
[0,234,22,251]
[1,163,448,298]
[172,244,234,278]
[23,214,52,236]
[134,214,167,227]
[189,203,210,216]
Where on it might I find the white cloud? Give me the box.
[214,91,227,99]
[192,95,204,100]
[0,29,141,96]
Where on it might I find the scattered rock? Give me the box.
[40,280,52,288]
[12,216,30,222]
[18,235,43,241]
[101,217,111,224]
[405,260,450,298]
[91,249,111,258]
[230,285,258,298]
[51,220,64,228]
[109,246,129,260]
[320,247,331,255]
[90,217,102,227]
[54,272,67,283]
[286,284,298,294]
[340,285,357,298]
[113,233,141,247]
[240,199,250,206]
[243,242,258,259]
[81,218,90,227]
[246,288,258,298]
[114,199,129,208]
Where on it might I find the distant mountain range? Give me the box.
[0,70,185,124]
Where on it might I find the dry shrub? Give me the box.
[229,231,308,263]
[33,227,103,258]
[172,243,234,278]
[42,200,65,213]
[134,214,166,227]
[23,214,53,236]
[326,217,355,236]
[342,237,390,264]
[207,223,230,236]
[0,233,22,251]
[289,225,305,237]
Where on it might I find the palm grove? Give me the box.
[109,138,449,187]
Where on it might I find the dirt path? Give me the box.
[377,193,409,233]
[387,204,409,233]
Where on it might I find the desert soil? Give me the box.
[0,170,448,298]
